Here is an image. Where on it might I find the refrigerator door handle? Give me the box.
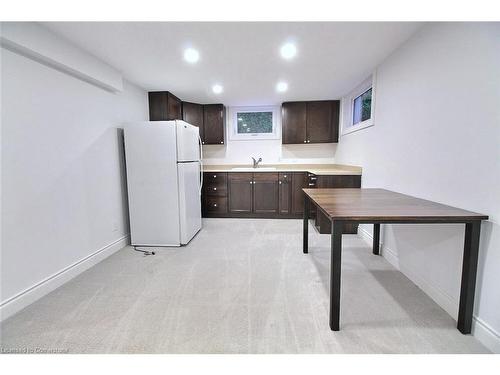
[198,135,203,195]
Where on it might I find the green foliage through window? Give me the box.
[353,88,372,125]
[237,112,273,134]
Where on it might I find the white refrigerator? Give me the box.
[123,120,203,247]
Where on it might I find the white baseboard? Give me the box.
[357,225,500,353]
[0,234,130,322]
[472,316,500,353]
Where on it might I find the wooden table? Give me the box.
[302,188,488,333]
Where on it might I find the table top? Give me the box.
[303,188,489,222]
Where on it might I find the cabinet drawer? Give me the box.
[204,184,227,196]
[205,196,227,213]
[204,172,227,186]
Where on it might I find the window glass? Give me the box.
[237,112,273,134]
[352,88,372,125]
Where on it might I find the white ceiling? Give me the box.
[42,22,422,106]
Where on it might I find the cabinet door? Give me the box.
[203,104,225,144]
[148,91,182,121]
[182,102,204,140]
[167,92,182,120]
[282,102,307,144]
[148,92,168,121]
[306,101,333,143]
[228,173,253,213]
[253,173,279,214]
[278,173,292,215]
[291,172,308,215]
[331,100,340,143]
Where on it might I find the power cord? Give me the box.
[133,246,156,256]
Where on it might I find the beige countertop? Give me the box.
[202,163,362,175]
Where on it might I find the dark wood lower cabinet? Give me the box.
[278,173,292,215]
[228,173,253,213]
[202,172,361,234]
[291,172,308,215]
[253,173,279,214]
[202,172,228,216]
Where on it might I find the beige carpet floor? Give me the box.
[0,219,489,353]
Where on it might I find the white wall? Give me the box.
[1,47,148,318]
[203,142,337,165]
[334,23,500,352]
[203,109,337,165]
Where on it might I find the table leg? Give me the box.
[457,221,481,334]
[330,220,343,331]
[373,223,380,255]
[303,194,309,254]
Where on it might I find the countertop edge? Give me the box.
[202,164,362,176]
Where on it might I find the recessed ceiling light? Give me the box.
[183,48,199,63]
[276,81,288,92]
[212,84,223,94]
[280,42,297,60]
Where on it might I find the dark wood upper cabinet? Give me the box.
[203,104,225,145]
[331,100,340,143]
[253,173,279,214]
[182,101,204,140]
[150,92,225,144]
[228,173,253,213]
[291,172,308,215]
[282,102,307,144]
[282,100,339,144]
[278,173,292,215]
[148,91,182,121]
[307,101,332,143]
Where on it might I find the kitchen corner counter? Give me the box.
[202,163,362,175]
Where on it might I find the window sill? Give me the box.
[342,119,374,136]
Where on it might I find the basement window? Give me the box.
[228,106,280,141]
[342,74,376,135]
[353,88,372,125]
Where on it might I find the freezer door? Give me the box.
[176,120,201,162]
[177,162,202,245]
[124,124,181,246]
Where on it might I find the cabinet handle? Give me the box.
[308,183,315,186]
[214,203,218,207]
[250,181,253,184]
[279,181,282,185]
[202,141,205,144]
[220,141,223,144]
[310,177,317,180]
[284,175,287,178]
[303,140,306,143]
[213,175,217,178]
[307,140,310,143]
[213,187,217,191]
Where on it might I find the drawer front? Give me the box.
[205,196,227,213]
[204,172,227,186]
[204,184,227,196]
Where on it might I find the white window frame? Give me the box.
[341,73,376,136]
[228,105,280,141]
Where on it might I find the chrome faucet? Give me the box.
[252,157,262,168]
